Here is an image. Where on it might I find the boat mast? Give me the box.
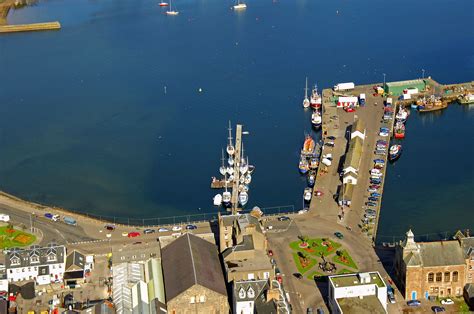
[228,120,233,147]
[231,124,243,214]
[305,77,308,99]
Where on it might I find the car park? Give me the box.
[366,202,377,207]
[158,228,169,232]
[440,298,454,305]
[186,224,198,230]
[278,216,290,221]
[368,197,379,202]
[128,232,140,238]
[122,232,128,237]
[334,232,344,239]
[144,229,155,234]
[407,300,421,307]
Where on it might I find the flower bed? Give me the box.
[332,249,358,270]
[292,253,317,274]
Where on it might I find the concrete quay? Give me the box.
[0,21,60,33]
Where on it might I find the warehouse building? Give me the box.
[384,79,426,96]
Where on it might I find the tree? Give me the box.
[336,250,342,257]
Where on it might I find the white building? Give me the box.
[328,272,387,314]
[5,243,66,285]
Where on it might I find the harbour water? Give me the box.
[1,0,473,236]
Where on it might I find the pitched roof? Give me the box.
[233,279,268,302]
[5,243,65,269]
[404,252,421,267]
[351,119,365,136]
[343,137,363,171]
[65,250,85,272]
[418,241,465,267]
[162,233,227,301]
[460,237,474,258]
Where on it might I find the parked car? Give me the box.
[327,136,336,140]
[278,216,290,221]
[440,299,454,305]
[158,228,169,232]
[171,226,182,232]
[144,228,155,234]
[388,292,396,304]
[127,232,140,238]
[407,300,421,307]
[431,306,446,313]
[104,224,116,231]
[298,209,308,215]
[325,142,335,147]
[293,273,303,279]
[364,213,376,219]
[0,214,10,222]
[122,232,128,237]
[368,197,379,202]
[186,224,198,230]
[334,232,344,239]
[366,202,377,207]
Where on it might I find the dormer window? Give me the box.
[247,287,255,298]
[11,257,20,266]
[47,253,57,262]
[238,287,246,299]
[30,255,39,264]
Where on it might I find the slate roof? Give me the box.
[408,241,466,267]
[5,243,65,269]
[221,214,262,234]
[460,237,474,258]
[343,137,363,171]
[65,251,85,272]
[233,279,268,302]
[161,233,227,301]
[222,235,255,259]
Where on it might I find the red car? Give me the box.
[268,250,273,256]
[345,107,355,112]
[127,232,140,238]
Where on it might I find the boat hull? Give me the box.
[394,133,405,139]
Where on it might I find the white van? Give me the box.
[0,214,10,222]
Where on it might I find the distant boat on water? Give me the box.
[234,0,247,10]
[166,0,179,15]
[159,1,169,6]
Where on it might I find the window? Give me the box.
[444,272,450,282]
[247,288,255,299]
[428,273,434,282]
[436,272,442,282]
[47,254,56,262]
[238,288,246,299]
[11,257,20,266]
[452,271,458,282]
[263,272,270,279]
[31,255,39,263]
[190,296,195,304]
[248,273,254,280]
[199,295,206,303]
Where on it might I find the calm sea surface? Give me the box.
[1,0,473,236]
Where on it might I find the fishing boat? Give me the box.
[226,166,234,175]
[299,157,309,174]
[418,95,447,112]
[239,191,249,206]
[307,171,316,187]
[240,159,248,174]
[394,122,405,139]
[303,187,312,202]
[395,108,409,123]
[389,144,402,161]
[213,194,222,206]
[310,84,322,109]
[302,77,310,108]
[309,157,319,170]
[458,93,474,105]
[301,135,315,156]
[226,121,235,155]
[166,0,179,15]
[228,174,234,182]
[233,0,247,10]
[159,1,169,6]
[410,103,418,110]
[311,110,322,128]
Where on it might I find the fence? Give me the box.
[64,205,296,227]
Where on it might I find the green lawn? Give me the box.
[292,253,317,274]
[332,249,358,270]
[289,238,342,257]
[0,226,36,249]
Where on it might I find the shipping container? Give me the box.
[333,82,355,91]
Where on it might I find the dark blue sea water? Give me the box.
[1,0,473,236]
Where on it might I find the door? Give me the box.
[424,291,429,300]
[411,291,417,300]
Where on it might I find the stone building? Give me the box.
[161,233,229,314]
[395,229,470,300]
[219,213,274,283]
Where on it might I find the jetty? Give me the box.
[0,21,61,33]
[308,77,473,243]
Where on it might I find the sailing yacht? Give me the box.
[222,174,232,208]
[239,191,249,206]
[226,121,235,155]
[219,149,226,176]
[166,0,179,15]
[234,0,247,10]
[303,77,310,108]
